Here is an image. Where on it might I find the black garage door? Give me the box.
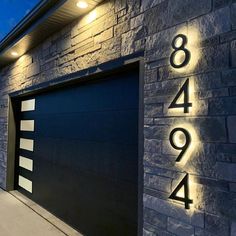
[15,69,139,236]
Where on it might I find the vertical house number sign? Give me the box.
[168,34,193,209]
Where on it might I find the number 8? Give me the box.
[170,34,191,68]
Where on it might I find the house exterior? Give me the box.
[0,0,235,235]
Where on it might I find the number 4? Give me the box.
[168,79,192,113]
[169,174,193,209]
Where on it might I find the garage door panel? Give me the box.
[32,170,138,235]
[34,74,138,116]
[32,164,138,231]
[33,137,138,183]
[16,70,139,235]
[33,110,138,144]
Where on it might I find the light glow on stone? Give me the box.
[87,10,97,23]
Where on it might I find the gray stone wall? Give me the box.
[0,0,235,235]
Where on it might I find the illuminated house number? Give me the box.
[168,34,193,209]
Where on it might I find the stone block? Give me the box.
[196,43,229,72]
[143,228,155,236]
[101,37,121,55]
[72,30,93,46]
[144,125,168,140]
[144,139,161,153]
[167,217,194,236]
[209,97,236,115]
[144,1,169,34]
[222,69,236,86]
[114,21,130,36]
[27,63,40,77]
[144,118,154,125]
[231,40,236,67]
[144,166,178,179]
[141,0,165,12]
[144,222,175,236]
[194,117,227,142]
[144,152,175,168]
[221,30,236,43]
[130,13,144,29]
[201,35,220,48]
[75,43,101,58]
[230,87,236,96]
[72,4,115,37]
[144,0,211,35]
[0,141,7,152]
[216,162,236,181]
[144,82,160,91]
[121,26,146,56]
[144,104,163,117]
[143,194,204,227]
[194,180,233,216]
[231,222,236,236]
[145,68,158,83]
[205,213,230,236]
[230,183,236,192]
[114,0,126,13]
[159,44,229,80]
[146,24,187,60]
[189,7,231,41]
[144,207,167,229]
[190,211,204,228]
[213,0,231,9]
[57,36,71,53]
[0,166,6,189]
[228,116,236,143]
[232,3,236,29]
[194,72,222,90]
[94,28,113,44]
[18,55,33,68]
[0,99,8,118]
[145,174,172,192]
[92,14,117,36]
[198,88,229,99]
[217,191,236,219]
[217,143,236,157]
[168,0,212,25]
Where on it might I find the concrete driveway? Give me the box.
[0,188,78,236]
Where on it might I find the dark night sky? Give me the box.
[0,0,41,41]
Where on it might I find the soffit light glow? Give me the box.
[11,51,19,57]
[77,1,88,9]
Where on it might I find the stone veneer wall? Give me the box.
[0,0,236,235]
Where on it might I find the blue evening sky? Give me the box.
[0,0,41,41]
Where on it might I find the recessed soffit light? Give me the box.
[77,1,88,9]
[11,51,19,57]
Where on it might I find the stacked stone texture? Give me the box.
[0,0,235,235]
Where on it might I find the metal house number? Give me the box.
[168,34,193,209]
[170,34,191,68]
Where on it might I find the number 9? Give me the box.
[169,127,191,162]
